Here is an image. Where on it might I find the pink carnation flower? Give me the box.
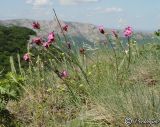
[43,42,51,48]
[32,21,40,29]
[48,32,55,43]
[32,37,42,45]
[60,70,68,79]
[62,24,69,32]
[124,26,133,37]
[98,25,105,34]
[23,53,30,62]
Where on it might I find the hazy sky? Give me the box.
[0,0,160,31]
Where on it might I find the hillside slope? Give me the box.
[0,19,155,46]
[0,25,36,74]
[0,19,105,44]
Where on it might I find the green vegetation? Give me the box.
[0,25,36,74]
[0,72,24,126]
[0,21,160,127]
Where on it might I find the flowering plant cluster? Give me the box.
[98,24,134,80]
[24,22,67,53]
[23,22,70,79]
[23,20,134,81]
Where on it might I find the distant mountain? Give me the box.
[0,19,103,45]
[0,19,156,46]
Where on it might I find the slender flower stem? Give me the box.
[53,8,90,85]
[105,34,119,82]
[53,9,68,44]
[116,37,126,55]
[127,37,131,69]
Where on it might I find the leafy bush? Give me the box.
[0,72,24,111]
[0,25,36,74]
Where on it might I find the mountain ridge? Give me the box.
[0,19,154,45]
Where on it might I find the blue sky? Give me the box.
[0,0,160,31]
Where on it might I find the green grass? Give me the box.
[2,41,159,127]
[1,22,160,127]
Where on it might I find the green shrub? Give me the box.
[0,25,36,74]
[0,72,24,111]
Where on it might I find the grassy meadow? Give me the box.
[0,19,160,127]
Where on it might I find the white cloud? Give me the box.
[59,0,100,5]
[95,7,123,13]
[26,0,52,7]
[104,7,123,13]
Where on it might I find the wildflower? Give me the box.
[43,42,50,48]
[32,21,40,29]
[79,48,85,54]
[48,32,55,43]
[32,37,42,45]
[124,26,133,37]
[112,30,118,38]
[60,70,68,79]
[98,25,105,34]
[23,53,30,62]
[62,24,68,32]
